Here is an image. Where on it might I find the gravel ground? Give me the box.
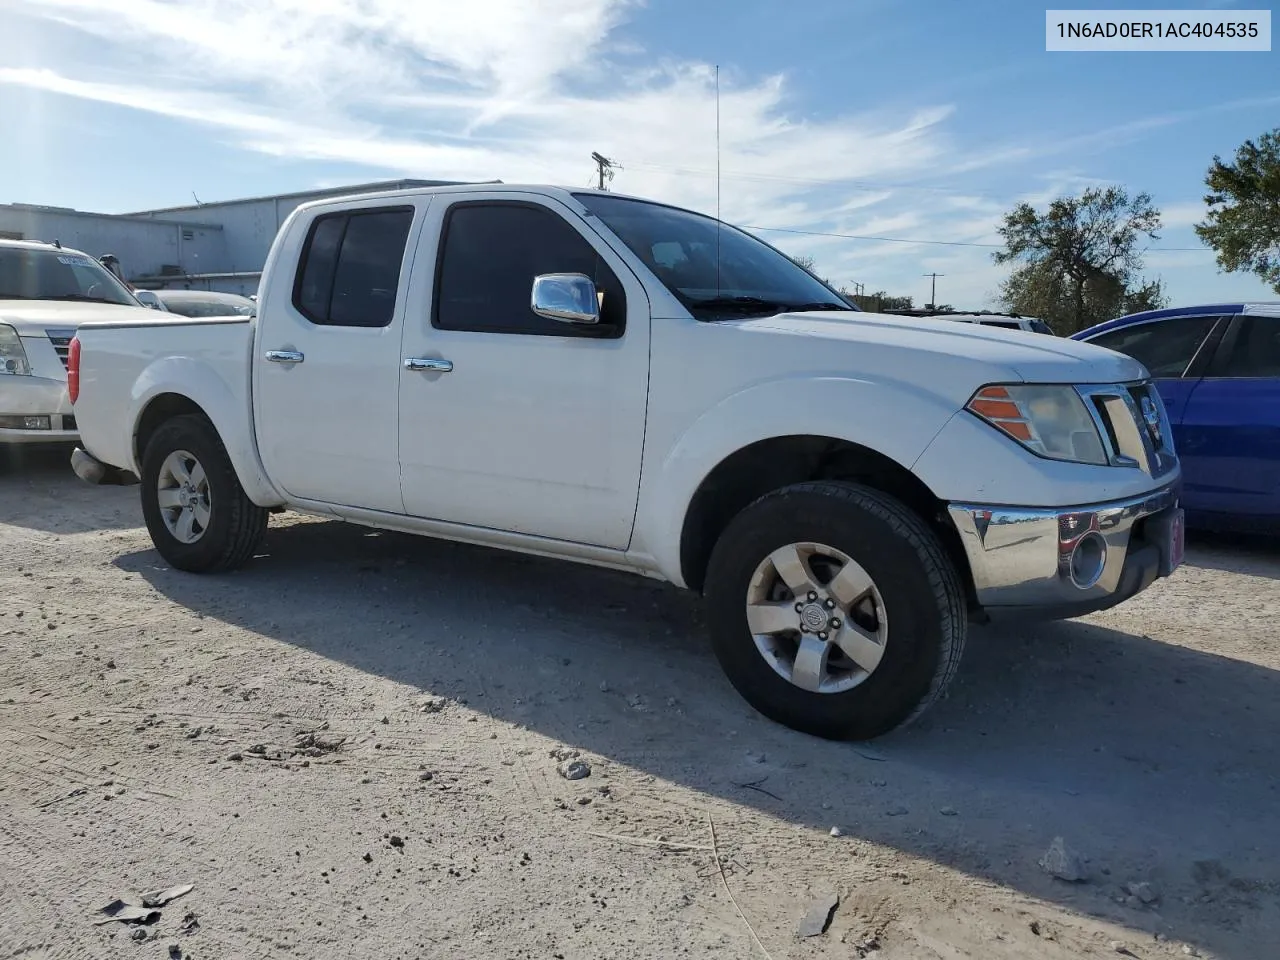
[2,445,1278,960]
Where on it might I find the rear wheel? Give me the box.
[140,414,267,573]
[703,480,967,740]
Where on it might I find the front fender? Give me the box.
[127,357,284,507]
[632,375,959,585]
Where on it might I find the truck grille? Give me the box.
[45,329,75,370]
[1078,381,1178,478]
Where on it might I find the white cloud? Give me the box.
[3,0,1276,308]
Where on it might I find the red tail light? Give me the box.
[68,336,81,405]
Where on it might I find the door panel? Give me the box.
[1177,315,1280,518]
[254,201,423,512]
[396,194,650,549]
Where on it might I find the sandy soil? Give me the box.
[2,444,1278,960]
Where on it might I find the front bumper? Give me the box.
[0,375,77,444]
[948,483,1183,620]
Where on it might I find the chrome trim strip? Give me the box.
[403,357,453,372]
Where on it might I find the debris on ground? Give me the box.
[1110,940,1137,956]
[853,934,882,957]
[558,759,591,780]
[549,747,580,762]
[1126,880,1159,904]
[939,806,958,816]
[293,730,345,756]
[94,899,160,926]
[1039,837,1088,882]
[797,891,839,937]
[829,826,843,838]
[130,928,148,942]
[178,911,200,935]
[885,805,908,817]
[418,696,447,714]
[389,835,405,848]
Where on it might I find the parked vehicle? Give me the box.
[882,309,1056,335]
[1073,302,1280,533]
[140,289,258,318]
[0,238,161,444]
[67,184,1184,740]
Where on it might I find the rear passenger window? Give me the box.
[293,207,414,327]
[1208,316,1280,378]
[1087,315,1222,378]
[433,202,625,337]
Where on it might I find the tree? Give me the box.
[1195,128,1280,293]
[844,290,913,311]
[789,253,818,272]
[993,187,1166,334]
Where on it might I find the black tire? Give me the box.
[703,480,967,741]
[139,414,268,573]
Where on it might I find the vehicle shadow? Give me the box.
[119,518,1280,959]
[0,445,140,534]
[1186,530,1280,581]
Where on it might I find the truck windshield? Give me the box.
[574,194,855,320]
[0,247,139,306]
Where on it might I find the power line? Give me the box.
[742,224,1213,253]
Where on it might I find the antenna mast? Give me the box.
[715,64,722,295]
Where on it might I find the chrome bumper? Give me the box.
[948,484,1181,619]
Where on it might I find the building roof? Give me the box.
[126,178,484,216]
[0,202,223,230]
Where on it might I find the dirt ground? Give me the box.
[2,444,1278,960]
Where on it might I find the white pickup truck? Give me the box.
[0,238,158,444]
[68,184,1185,740]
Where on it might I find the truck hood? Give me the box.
[0,299,160,334]
[734,311,1147,385]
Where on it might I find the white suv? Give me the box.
[0,239,158,444]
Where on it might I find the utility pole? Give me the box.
[923,272,944,310]
[591,152,620,191]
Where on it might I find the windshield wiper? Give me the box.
[689,296,854,319]
[782,301,855,312]
[41,294,122,304]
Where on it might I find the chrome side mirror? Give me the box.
[531,273,600,325]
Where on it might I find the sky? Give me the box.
[0,0,1277,309]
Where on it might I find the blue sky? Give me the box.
[1,0,1277,308]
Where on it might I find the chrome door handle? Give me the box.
[265,350,304,364]
[404,357,453,373]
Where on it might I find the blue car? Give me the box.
[1072,303,1280,533]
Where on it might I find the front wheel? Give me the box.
[703,481,967,741]
[139,414,268,573]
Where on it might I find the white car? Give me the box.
[883,309,1056,335]
[67,183,1183,740]
[0,239,161,444]
[140,289,258,318]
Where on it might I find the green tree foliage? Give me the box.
[845,291,913,311]
[1195,128,1280,293]
[994,187,1166,334]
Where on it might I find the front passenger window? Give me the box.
[433,202,626,337]
[1088,316,1222,378]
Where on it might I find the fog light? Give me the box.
[1068,532,1107,589]
[0,415,52,430]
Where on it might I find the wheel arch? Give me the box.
[128,360,284,507]
[676,434,977,611]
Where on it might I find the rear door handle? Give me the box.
[404,357,453,373]
[265,350,304,364]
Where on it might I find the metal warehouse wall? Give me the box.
[0,205,227,279]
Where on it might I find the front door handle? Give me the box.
[265,350,304,364]
[404,357,453,373]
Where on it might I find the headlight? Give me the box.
[966,384,1108,466]
[0,323,31,376]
